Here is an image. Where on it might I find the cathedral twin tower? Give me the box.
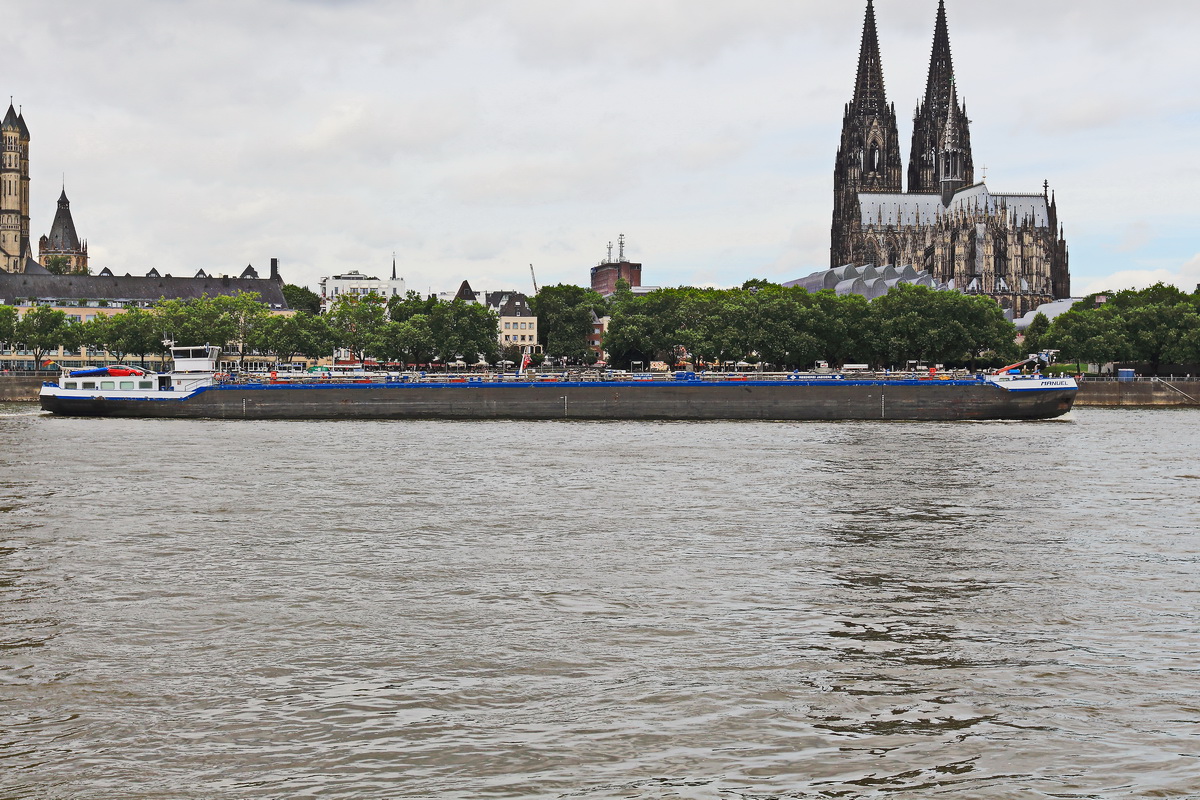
[831,0,1069,315]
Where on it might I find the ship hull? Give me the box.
[39,379,1077,421]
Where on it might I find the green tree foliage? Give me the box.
[1021,312,1051,357]
[0,304,17,347]
[252,312,335,362]
[116,308,166,366]
[328,293,387,364]
[426,301,500,364]
[372,317,436,366]
[386,291,438,323]
[154,296,238,351]
[1044,283,1200,372]
[529,284,607,362]
[600,283,1018,370]
[1045,309,1131,372]
[870,285,1017,367]
[44,255,74,275]
[14,306,72,368]
[282,284,321,315]
[219,292,271,368]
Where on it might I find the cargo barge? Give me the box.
[38,346,1076,421]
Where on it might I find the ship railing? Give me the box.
[214,368,995,386]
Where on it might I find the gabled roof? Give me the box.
[858,183,1051,227]
[454,280,476,302]
[0,272,290,307]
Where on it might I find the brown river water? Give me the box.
[1,405,1198,799]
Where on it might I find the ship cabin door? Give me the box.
[158,375,172,391]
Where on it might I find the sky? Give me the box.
[7,0,1200,298]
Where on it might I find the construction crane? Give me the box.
[529,264,539,295]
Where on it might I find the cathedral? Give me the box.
[831,1,1070,316]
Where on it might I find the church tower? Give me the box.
[908,0,974,197]
[39,188,88,274]
[0,103,32,273]
[831,0,903,267]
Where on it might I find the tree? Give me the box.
[1045,309,1130,372]
[1121,302,1200,373]
[371,317,436,366]
[869,284,1016,368]
[328,293,387,364]
[426,301,500,364]
[114,308,164,367]
[529,284,606,362]
[154,296,238,353]
[14,306,71,368]
[0,304,18,349]
[387,291,437,323]
[1022,312,1051,358]
[282,284,321,315]
[78,314,124,362]
[215,292,271,368]
[44,255,73,275]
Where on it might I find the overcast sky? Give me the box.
[8,0,1199,297]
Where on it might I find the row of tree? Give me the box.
[1024,284,1200,372]
[534,280,1020,369]
[0,291,503,369]
[7,278,1197,373]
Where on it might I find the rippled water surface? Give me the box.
[2,404,1199,799]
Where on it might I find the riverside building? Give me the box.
[319,260,406,313]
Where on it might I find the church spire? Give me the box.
[831,1,903,266]
[924,0,955,123]
[852,0,888,116]
[908,0,973,194]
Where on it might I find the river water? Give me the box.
[2,405,1198,799]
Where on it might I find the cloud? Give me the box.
[1080,254,1200,296]
[7,0,1200,297]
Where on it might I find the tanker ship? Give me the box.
[38,346,1076,421]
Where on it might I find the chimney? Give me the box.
[270,257,280,282]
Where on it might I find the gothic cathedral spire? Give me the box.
[831,0,903,267]
[908,0,974,196]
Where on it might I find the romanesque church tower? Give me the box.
[830,0,903,267]
[39,189,89,274]
[0,103,32,274]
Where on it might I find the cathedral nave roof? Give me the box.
[858,183,1051,228]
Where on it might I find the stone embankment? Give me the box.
[0,377,45,402]
[1075,379,1200,407]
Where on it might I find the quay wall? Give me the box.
[0,377,44,402]
[1075,380,1200,407]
